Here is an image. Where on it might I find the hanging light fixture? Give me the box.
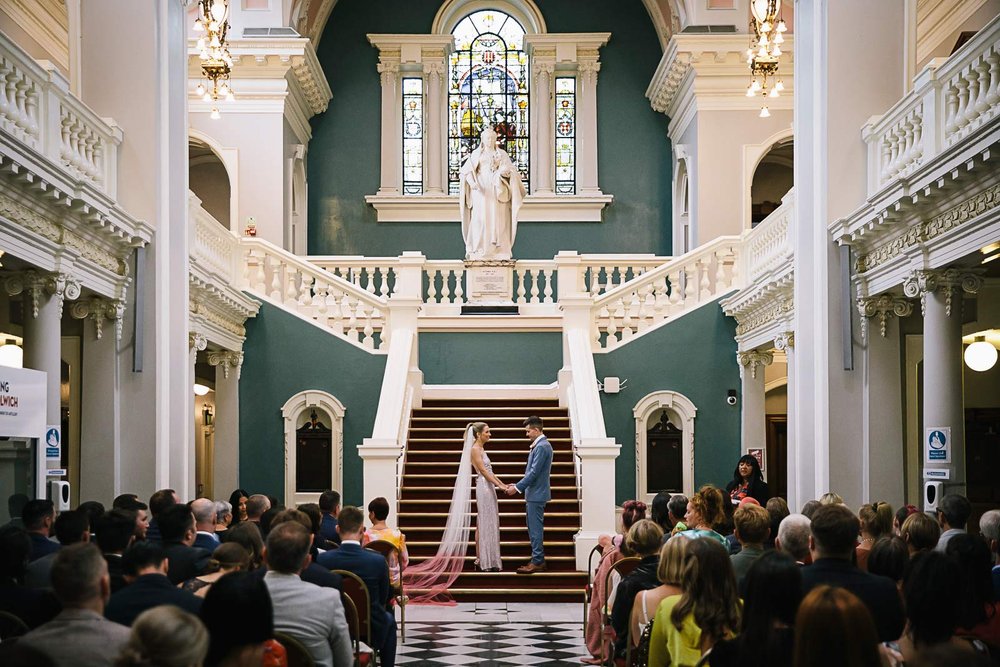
[964,336,998,372]
[747,0,785,117]
[194,0,235,119]
[193,383,213,396]
[0,339,23,368]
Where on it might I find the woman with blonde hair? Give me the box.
[675,485,728,547]
[630,536,688,647]
[856,501,893,571]
[180,543,252,598]
[610,520,666,657]
[116,606,209,667]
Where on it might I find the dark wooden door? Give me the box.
[296,411,332,493]
[647,412,683,494]
[766,415,788,500]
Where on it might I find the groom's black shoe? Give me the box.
[517,562,546,574]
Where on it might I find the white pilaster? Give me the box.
[377,60,401,195]
[208,351,242,497]
[577,60,601,195]
[738,350,772,454]
[533,60,555,194]
[425,62,445,195]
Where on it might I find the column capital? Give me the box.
[70,297,126,341]
[377,60,400,85]
[774,332,795,351]
[189,332,208,352]
[902,268,984,316]
[207,350,244,380]
[532,60,555,78]
[857,293,913,339]
[4,270,81,319]
[737,350,774,379]
[424,60,445,76]
[578,59,602,81]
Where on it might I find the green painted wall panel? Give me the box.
[419,332,562,384]
[593,301,741,504]
[308,0,671,259]
[239,302,386,505]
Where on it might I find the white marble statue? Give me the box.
[459,128,526,261]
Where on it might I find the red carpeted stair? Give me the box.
[399,397,588,602]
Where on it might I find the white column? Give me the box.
[533,61,554,194]
[738,350,772,454]
[208,351,242,498]
[577,60,601,194]
[19,273,76,428]
[377,61,400,195]
[425,62,445,195]
[775,332,802,509]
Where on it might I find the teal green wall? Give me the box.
[420,332,562,384]
[309,0,671,259]
[239,302,386,505]
[594,301,741,504]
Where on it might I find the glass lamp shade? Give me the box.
[751,0,774,24]
[965,338,998,372]
[760,105,771,118]
[0,340,23,368]
[194,383,213,396]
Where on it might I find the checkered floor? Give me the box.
[395,621,590,666]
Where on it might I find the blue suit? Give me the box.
[515,435,553,564]
[317,542,397,667]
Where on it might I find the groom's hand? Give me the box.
[505,486,517,496]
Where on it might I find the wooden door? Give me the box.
[766,415,788,499]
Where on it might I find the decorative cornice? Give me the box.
[737,350,774,379]
[207,350,244,380]
[902,268,984,316]
[857,293,913,339]
[730,290,794,337]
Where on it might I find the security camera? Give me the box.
[726,390,738,406]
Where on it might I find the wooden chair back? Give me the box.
[333,570,374,648]
[600,556,642,667]
[273,631,316,667]
[583,543,604,629]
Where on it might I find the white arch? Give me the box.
[189,128,240,232]
[281,390,346,508]
[633,390,697,503]
[432,0,547,34]
[741,126,793,231]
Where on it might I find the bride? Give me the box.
[403,421,507,601]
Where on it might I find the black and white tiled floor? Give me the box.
[395,603,591,666]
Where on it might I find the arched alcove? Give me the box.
[432,0,546,34]
[633,390,697,503]
[750,140,793,227]
[189,137,232,229]
[673,157,691,253]
[281,390,346,507]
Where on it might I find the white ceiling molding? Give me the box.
[0,0,69,71]
[916,0,989,64]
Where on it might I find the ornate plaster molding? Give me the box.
[857,293,914,339]
[902,268,984,317]
[737,350,774,379]
[189,332,208,352]
[207,350,244,380]
[732,293,794,337]
[774,332,795,351]
[69,296,125,341]
[4,270,80,319]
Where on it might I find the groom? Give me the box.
[506,415,553,573]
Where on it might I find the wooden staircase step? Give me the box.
[418,398,560,407]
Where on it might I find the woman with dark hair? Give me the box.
[946,533,1000,647]
[793,586,882,667]
[867,536,908,588]
[648,537,741,667]
[200,571,285,667]
[675,486,729,548]
[221,521,264,570]
[725,455,769,504]
[228,489,249,525]
[650,491,673,535]
[708,550,802,667]
[893,504,918,537]
[363,496,409,585]
[181,543,252,597]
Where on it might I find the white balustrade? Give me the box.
[579,255,667,296]
[746,190,794,283]
[310,257,398,298]
[0,32,121,198]
[513,262,557,304]
[422,261,466,304]
[189,194,241,283]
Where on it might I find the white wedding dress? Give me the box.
[475,450,502,571]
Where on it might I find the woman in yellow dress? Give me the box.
[363,496,409,586]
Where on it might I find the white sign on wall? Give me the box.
[0,366,46,438]
[924,426,952,464]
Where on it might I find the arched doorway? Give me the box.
[750,140,793,227]
[188,137,232,229]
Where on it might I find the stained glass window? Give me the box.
[448,10,529,195]
[554,77,576,194]
[402,78,424,195]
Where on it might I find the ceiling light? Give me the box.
[194,383,213,396]
[965,337,998,372]
[0,339,23,369]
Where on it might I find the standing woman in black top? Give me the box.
[725,454,769,504]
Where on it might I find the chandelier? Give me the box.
[193,0,235,119]
[745,0,786,118]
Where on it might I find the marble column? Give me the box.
[425,62,445,195]
[208,350,242,499]
[377,61,400,195]
[533,61,554,194]
[738,349,772,456]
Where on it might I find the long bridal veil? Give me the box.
[402,423,475,604]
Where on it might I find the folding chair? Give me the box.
[364,539,408,642]
[600,556,642,667]
[341,594,373,667]
[272,631,316,667]
[583,543,604,630]
[333,569,379,667]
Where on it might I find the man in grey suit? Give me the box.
[263,521,353,667]
[19,542,131,666]
[507,415,554,573]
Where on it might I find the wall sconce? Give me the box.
[203,405,214,426]
[0,339,23,368]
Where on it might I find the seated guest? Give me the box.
[819,492,844,506]
[19,543,131,666]
[629,537,687,650]
[3,493,29,529]
[650,491,674,536]
[94,510,136,593]
[0,526,60,629]
[800,500,821,519]
[610,520,665,656]
[253,509,343,590]
[221,521,264,570]
[259,507,281,537]
[190,498,220,552]
[775,513,811,565]
[201,571,285,667]
[228,489,249,526]
[725,454,769,504]
[245,494,271,536]
[765,497,789,550]
[363,497,409,586]
[584,499,648,663]
[901,511,940,557]
[935,493,971,552]
[26,509,90,589]
[181,542,251,597]
[111,494,139,509]
[648,537,741,667]
[297,502,326,554]
[866,536,908,590]
[793,586,882,667]
[105,542,202,626]
[730,504,770,589]
[213,500,233,538]
[318,490,342,547]
[946,534,1000,647]
[667,494,689,537]
[980,509,1000,601]
[318,505,397,667]
[158,504,211,585]
[263,522,353,667]
[22,499,59,562]
[709,551,802,667]
[76,502,104,538]
[113,497,149,542]
[145,489,179,543]
[856,501,893,571]
[799,504,904,642]
[893,504,919,537]
[675,486,728,547]
[116,606,208,667]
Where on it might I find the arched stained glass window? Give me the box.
[448,10,529,195]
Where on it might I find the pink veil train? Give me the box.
[401,424,475,604]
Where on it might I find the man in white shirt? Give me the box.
[264,521,353,667]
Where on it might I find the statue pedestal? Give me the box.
[462,260,518,315]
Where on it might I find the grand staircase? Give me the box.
[398,397,588,602]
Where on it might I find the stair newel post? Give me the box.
[554,251,584,301]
